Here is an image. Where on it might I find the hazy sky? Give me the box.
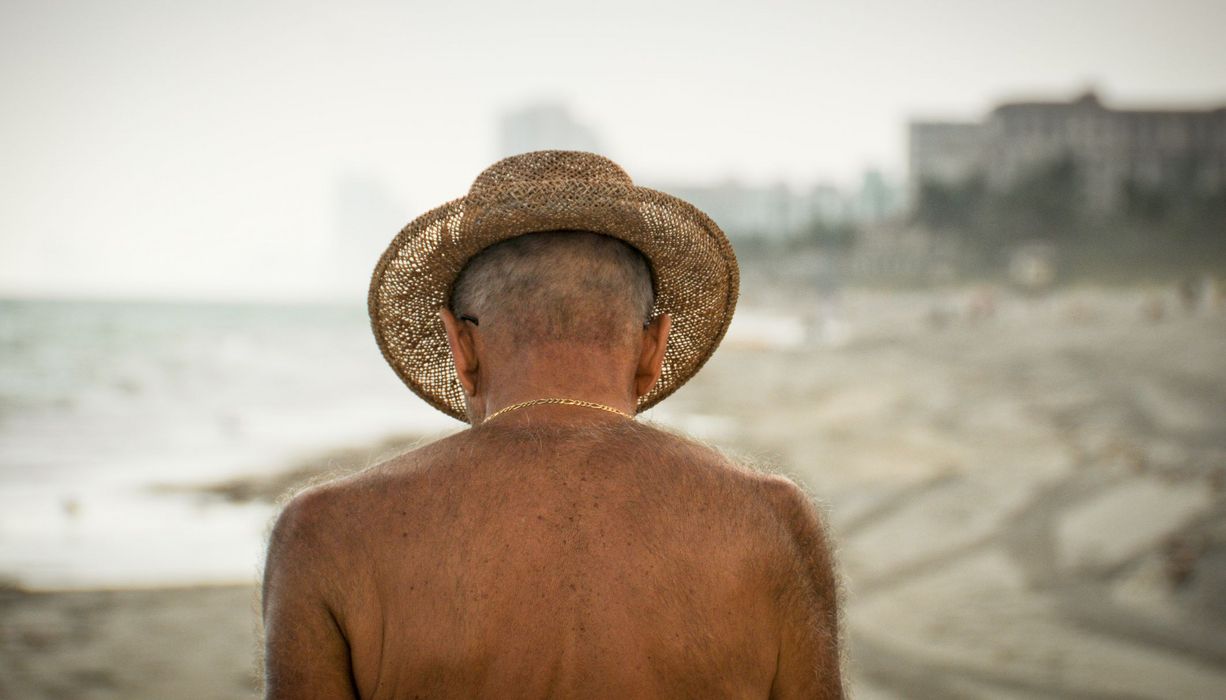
[3,0,1225,299]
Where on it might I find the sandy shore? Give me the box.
[0,584,261,700]
[3,287,1224,699]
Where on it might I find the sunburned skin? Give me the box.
[261,418,844,699]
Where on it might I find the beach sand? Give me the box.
[3,287,1224,698]
[0,584,261,700]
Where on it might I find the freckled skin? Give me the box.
[262,420,843,699]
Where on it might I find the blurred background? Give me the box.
[2,0,1224,697]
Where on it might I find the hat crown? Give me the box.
[468,150,633,199]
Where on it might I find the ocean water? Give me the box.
[0,299,458,589]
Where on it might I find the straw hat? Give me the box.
[368,150,739,423]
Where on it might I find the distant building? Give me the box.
[854,169,902,222]
[653,181,804,243]
[909,90,1226,212]
[807,183,851,224]
[497,102,601,157]
[651,174,901,244]
[908,122,985,202]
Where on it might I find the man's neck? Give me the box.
[477,382,636,425]
[474,353,638,425]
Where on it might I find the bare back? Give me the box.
[262,421,842,699]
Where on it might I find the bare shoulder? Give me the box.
[747,479,843,697]
[637,420,797,483]
[629,419,759,478]
[630,422,825,534]
[264,473,366,599]
[263,453,416,697]
[734,469,832,565]
[267,435,444,561]
[663,441,844,697]
[645,422,833,560]
[757,473,827,542]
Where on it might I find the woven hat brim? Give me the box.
[368,181,739,423]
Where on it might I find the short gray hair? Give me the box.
[449,230,655,347]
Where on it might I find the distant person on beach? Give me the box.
[261,151,844,699]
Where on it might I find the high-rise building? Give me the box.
[909,91,1226,212]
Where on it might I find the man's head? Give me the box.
[449,230,655,350]
[368,150,739,423]
[438,230,672,423]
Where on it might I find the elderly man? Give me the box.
[261,151,843,698]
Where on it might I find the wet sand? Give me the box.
[3,287,1224,699]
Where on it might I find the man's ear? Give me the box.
[634,313,671,399]
[439,307,480,397]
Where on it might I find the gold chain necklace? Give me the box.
[483,398,634,424]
